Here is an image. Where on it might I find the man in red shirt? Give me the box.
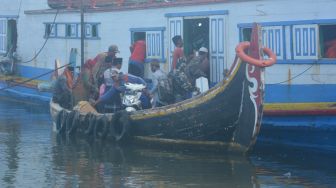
[172,35,185,70]
[128,34,146,78]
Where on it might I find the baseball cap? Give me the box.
[108,45,120,53]
[199,47,208,53]
[110,68,120,77]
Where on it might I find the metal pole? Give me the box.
[80,0,85,67]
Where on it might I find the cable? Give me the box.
[0,63,70,91]
[17,0,23,17]
[19,9,59,64]
[268,63,315,85]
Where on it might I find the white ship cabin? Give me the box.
[1,0,336,86]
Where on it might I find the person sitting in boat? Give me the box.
[52,75,73,110]
[185,47,209,85]
[94,68,124,113]
[149,59,173,107]
[94,69,151,112]
[101,57,123,96]
[92,45,120,90]
[71,59,100,105]
[169,58,199,102]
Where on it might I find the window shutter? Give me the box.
[168,17,183,69]
[0,19,6,54]
[292,24,318,60]
[85,24,92,38]
[262,26,284,60]
[209,15,226,83]
[146,30,162,59]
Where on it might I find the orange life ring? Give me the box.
[235,41,276,67]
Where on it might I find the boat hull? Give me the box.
[50,58,265,153]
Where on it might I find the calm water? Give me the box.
[0,97,335,188]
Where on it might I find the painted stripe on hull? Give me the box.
[264,102,336,116]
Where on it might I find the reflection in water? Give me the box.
[53,136,257,187]
[0,97,335,187]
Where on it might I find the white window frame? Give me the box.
[130,27,165,62]
[85,23,99,38]
[85,24,92,38]
[45,23,56,38]
[146,30,162,59]
[65,23,77,38]
[262,26,284,60]
[292,24,318,60]
[0,19,7,54]
[168,17,183,70]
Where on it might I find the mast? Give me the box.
[80,0,85,67]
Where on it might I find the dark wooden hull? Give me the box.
[50,57,265,153]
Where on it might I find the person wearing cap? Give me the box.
[172,35,185,70]
[186,47,209,83]
[128,33,146,78]
[149,59,169,107]
[91,45,120,91]
[103,57,123,92]
[94,67,151,112]
[198,47,210,79]
[94,68,124,113]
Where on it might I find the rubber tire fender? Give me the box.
[93,115,108,139]
[65,111,76,135]
[110,111,131,142]
[84,113,96,136]
[67,110,80,136]
[56,110,67,135]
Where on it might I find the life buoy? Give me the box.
[110,111,131,142]
[56,110,67,134]
[235,41,276,67]
[93,115,108,139]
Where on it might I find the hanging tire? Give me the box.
[110,111,131,142]
[56,110,67,135]
[65,111,76,135]
[93,115,108,139]
[84,113,96,136]
[66,110,80,136]
[80,113,91,134]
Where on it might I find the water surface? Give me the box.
[0,97,335,187]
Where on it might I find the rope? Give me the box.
[17,0,23,17]
[0,63,70,91]
[19,9,59,64]
[268,63,315,85]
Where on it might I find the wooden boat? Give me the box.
[50,25,276,153]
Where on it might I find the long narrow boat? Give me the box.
[50,25,276,153]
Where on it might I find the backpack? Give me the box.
[157,77,174,104]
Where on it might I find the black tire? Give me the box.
[80,113,91,134]
[56,110,67,135]
[65,111,76,135]
[93,115,108,139]
[110,111,131,142]
[66,111,80,136]
[84,113,96,136]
